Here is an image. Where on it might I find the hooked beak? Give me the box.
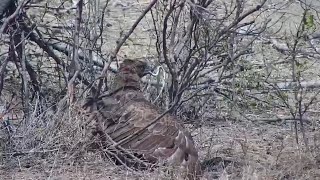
[143,64,156,76]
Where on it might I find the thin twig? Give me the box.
[67,0,83,103]
[0,56,9,96]
[96,0,158,97]
[112,100,177,148]
[20,31,29,119]
[0,0,28,35]
[85,111,150,169]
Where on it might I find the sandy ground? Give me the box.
[2,119,320,180]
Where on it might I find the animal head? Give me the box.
[119,59,153,77]
[110,59,153,93]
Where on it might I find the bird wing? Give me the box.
[100,93,197,165]
[88,90,201,179]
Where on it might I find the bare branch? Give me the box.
[0,0,29,36]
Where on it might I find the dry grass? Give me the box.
[1,0,320,179]
[1,102,320,180]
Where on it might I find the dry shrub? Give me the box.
[1,100,190,179]
[195,121,320,180]
[0,90,319,180]
[1,100,93,166]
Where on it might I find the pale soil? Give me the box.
[2,119,320,180]
[1,159,159,180]
[1,0,320,179]
[1,165,139,180]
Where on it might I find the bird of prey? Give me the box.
[83,59,201,180]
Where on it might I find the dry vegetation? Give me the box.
[1,0,320,179]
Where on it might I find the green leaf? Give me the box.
[305,14,315,30]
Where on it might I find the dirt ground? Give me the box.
[2,119,320,180]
